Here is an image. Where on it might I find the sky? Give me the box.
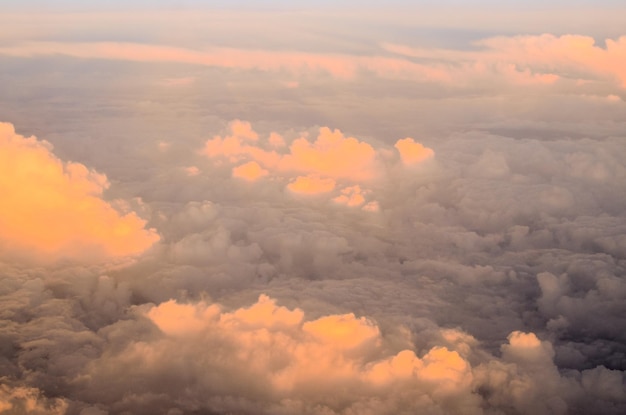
[0,1,625,415]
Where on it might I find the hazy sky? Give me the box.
[1,1,625,414]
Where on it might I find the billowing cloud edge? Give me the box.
[0,121,159,263]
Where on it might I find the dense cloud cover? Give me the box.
[1,4,625,415]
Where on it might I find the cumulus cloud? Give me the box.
[202,120,433,207]
[1,115,620,414]
[1,6,625,415]
[394,137,435,166]
[0,122,159,262]
[22,295,609,415]
[279,127,379,181]
[333,185,367,207]
[80,296,507,413]
[232,161,269,181]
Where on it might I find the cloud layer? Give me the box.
[1,34,625,91]
[0,5,625,415]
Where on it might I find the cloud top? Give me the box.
[0,122,159,262]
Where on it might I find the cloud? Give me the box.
[0,122,159,262]
[287,175,336,195]
[232,161,269,181]
[477,34,626,87]
[333,185,367,207]
[2,34,625,91]
[1,116,625,414]
[278,127,379,181]
[383,34,626,88]
[43,295,615,415]
[84,296,491,413]
[202,120,433,207]
[1,7,625,415]
[0,383,68,415]
[394,137,435,166]
[202,123,382,181]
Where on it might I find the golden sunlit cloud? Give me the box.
[395,137,435,165]
[333,185,367,207]
[287,175,336,194]
[202,121,433,206]
[134,295,546,413]
[383,34,626,87]
[279,127,378,181]
[230,119,259,142]
[232,161,269,181]
[143,295,476,393]
[302,313,380,349]
[0,122,159,262]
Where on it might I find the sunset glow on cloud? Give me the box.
[394,137,435,166]
[1,2,625,414]
[1,34,624,89]
[203,121,432,205]
[0,122,159,261]
[232,161,269,181]
[287,175,336,195]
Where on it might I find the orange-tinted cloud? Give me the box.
[4,35,624,89]
[0,384,68,415]
[302,313,380,349]
[78,294,589,413]
[202,121,281,165]
[137,295,487,412]
[232,161,269,181]
[279,127,378,181]
[146,299,221,336]
[204,124,380,181]
[395,138,435,165]
[333,185,367,207]
[203,121,432,206]
[384,34,626,87]
[144,295,473,388]
[477,34,626,87]
[221,294,304,330]
[0,122,159,262]
[287,175,336,194]
[230,119,259,142]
